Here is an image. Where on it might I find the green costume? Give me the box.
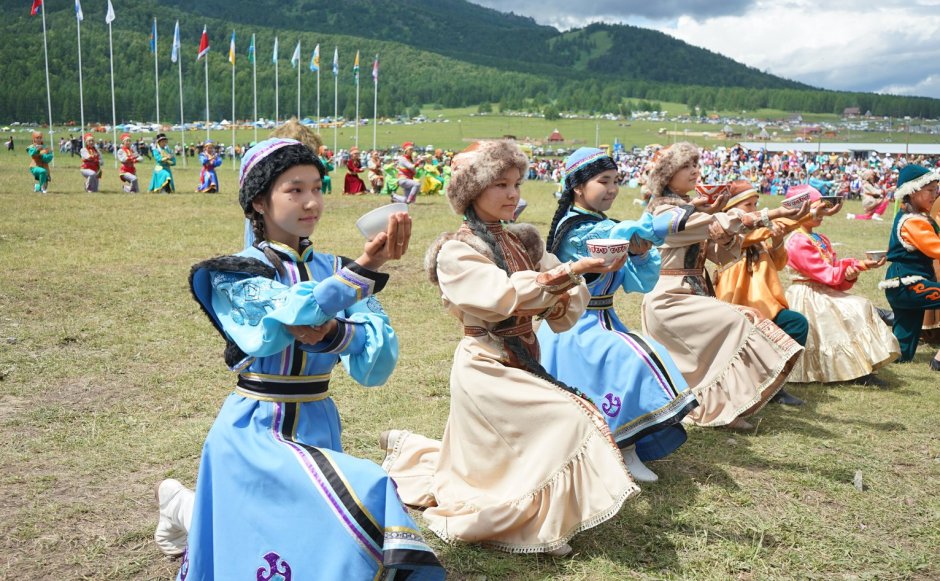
[27,143,53,192]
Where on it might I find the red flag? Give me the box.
[196,26,209,61]
[30,0,42,15]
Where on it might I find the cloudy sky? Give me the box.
[471,0,940,99]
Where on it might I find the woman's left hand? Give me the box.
[357,212,412,269]
[287,320,338,344]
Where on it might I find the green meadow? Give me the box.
[0,137,937,580]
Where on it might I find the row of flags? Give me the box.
[33,0,379,81]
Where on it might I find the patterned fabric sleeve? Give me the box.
[785,232,858,291]
[436,240,587,325]
[209,263,388,359]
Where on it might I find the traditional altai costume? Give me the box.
[195,141,222,193]
[640,143,802,428]
[343,147,368,195]
[27,132,52,193]
[79,133,102,192]
[149,133,176,193]
[785,186,900,383]
[881,164,940,369]
[155,139,444,580]
[381,140,637,555]
[116,134,140,193]
[537,148,697,481]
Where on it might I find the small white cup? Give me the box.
[865,250,887,261]
[355,203,409,240]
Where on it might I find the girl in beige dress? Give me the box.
[382,140,638,556]
[640,143,805,430]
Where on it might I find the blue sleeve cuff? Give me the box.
[311,262,389,315]
[300,318,366,355]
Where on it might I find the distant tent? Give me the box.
[759,128,771,140]
[547,129,564,142]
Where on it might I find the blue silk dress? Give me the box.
[184,239,444,581]
[537,207,698,461]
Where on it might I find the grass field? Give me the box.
[6,104,937,155]
[1,150,938,580]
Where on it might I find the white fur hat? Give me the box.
[447,140,529,215]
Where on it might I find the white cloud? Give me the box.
[471,0,940,98]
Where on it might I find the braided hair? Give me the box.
[463,206,593,404]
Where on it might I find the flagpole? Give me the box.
[232,36,236,172]
[333,48,338,153]
[108,13,116,168]
[252,34,258,143]
[178,54,186,168]
[204,41,210,142]
[76,5,85,135]
[40,1,53,166]
[373,56,378,152]
[316,65,320,131]
[355,61,360,149]
[297,50,301,120]
[154,18,160,125]
[175,21,186,168]
[274,38,279,127]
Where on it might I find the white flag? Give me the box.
[290,41,301,69]
[105,0,115,24]
[171,20,180,63]
[74,0,83,22]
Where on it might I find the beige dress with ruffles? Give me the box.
[641,201,803,427]
[383,224,638,554]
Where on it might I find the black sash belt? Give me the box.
[236,375,330,398]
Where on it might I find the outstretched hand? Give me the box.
[692,192,729,214]
[356,212,412,270]
[771,200,810,220]
[571,254,629,275]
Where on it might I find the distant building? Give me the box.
[547,129,564,142]
[843,107,861,118]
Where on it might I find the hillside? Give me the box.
[2,0,939,123]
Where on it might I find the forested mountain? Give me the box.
[2,0,938,123]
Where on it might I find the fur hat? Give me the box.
[562,147,618,194]
[446,140,529,215]
[646,142,700,198]
[238,138,323,215]
[724,180,759,209]
[895,164,939,200]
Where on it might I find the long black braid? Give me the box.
[463,206,594,403]
[545,189,574,254]
[248,210,287,277]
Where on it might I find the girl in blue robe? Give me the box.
[537,148,698,482]
[149,133,176,193]
[155,138,444,581]
[195,141,223,192]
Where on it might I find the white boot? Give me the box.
[621,445,658,482]
[155,478,194,556]
[546,543,572,557]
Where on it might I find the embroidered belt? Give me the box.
[464,322,532,338]
[236,373,331,402]
[660,268,704,277]
[587,294,615,310]
[878,275,926,290]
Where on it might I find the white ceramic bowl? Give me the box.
[585,238,629,265]
[865,250,887,261]
[355,203,409,240]
[694,183,730,202]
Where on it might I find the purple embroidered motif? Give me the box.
[256,551,292,581]
[178,550,189,581]
[601,393,622,417]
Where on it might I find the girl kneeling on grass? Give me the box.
[154,138,444,580]
[381,140,638,557]
[640,143,806,431]
[881,164,940,372]
[784,185,900,386]
[538,147,699,483]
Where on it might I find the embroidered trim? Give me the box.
[878,275,926,289]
